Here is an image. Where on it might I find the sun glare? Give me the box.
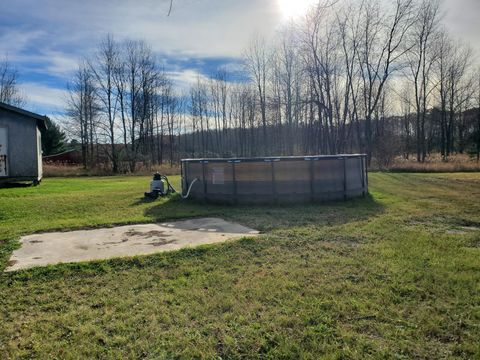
[277,0,317,20]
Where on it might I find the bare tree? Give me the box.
[0,58,24,106]
[245,36,270,155]
[66,64,99,168]
[407,0,440,161]
[356,0,414,163]
[476,70,480,162]
[122,40,157,172]
[89,35,120,172]
[272,26,304,155]
[399,85,414,158]
[62,0,480,170]
[435,33,473,158]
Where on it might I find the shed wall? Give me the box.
[0,108,40,179]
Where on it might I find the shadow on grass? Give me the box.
[131,196,159,205]
[2,194,384,280]
[141,193,384,232]
[3,194,384,280]
[0,182,32,189]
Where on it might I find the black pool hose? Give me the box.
[160,175,176,195]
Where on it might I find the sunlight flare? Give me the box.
[277,0,317,20]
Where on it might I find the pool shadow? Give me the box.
[2,195,383,278]
[139,193,384,232]
[131,196,159,205]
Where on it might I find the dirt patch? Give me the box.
[447,221,480,235]
[149,239,177,247]
[6,218,259,271]
[102,240,127,245]
[124,229,172,239]
[460,226,480,232]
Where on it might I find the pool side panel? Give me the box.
[182,155,367,204]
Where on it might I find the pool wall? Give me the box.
[181,154,368,204]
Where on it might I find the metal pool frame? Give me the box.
[181,154,368,204]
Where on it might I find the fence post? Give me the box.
[307,157,314,203]
[365,155,369,193]
[360,156,365,196]
[202,161,207,201]
[231,160,238,205]
[343,156,347,201]
[271,160,276,204]
[181,160,185,191]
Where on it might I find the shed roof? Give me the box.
[0,101,48,131]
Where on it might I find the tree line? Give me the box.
[65,36,181,171]
[66,0,479,171]
[2,0,479,171]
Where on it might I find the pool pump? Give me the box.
[144,172,200,200]
[144,172,176,199]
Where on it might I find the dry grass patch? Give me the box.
[43,163,180,177]
[383,153,480,172]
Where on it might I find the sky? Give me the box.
[0,0,478,117]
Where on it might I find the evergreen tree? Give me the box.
[42,117,66,155]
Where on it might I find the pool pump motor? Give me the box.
[144,172,175,199]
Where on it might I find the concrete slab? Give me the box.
[6,218,259,271]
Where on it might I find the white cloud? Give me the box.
[1,0,284,59]
[116,0,283,58]
[2,0,479,117]
[19,82,66,114]
[0,29,45,60]
[222,61,246,74]
[2,0,479,63]
[42,50,80,76]
[443,0,480,55]
[167,68,210,92]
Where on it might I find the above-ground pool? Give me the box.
[181,154,368,204]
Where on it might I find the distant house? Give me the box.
[43,149,82,164]
[0,101,47,185]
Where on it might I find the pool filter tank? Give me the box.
[144,172,173,198]
[150,172,164,193]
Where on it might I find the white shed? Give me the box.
[0,101,48,185]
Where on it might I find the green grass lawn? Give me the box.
[0,173,479,358]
